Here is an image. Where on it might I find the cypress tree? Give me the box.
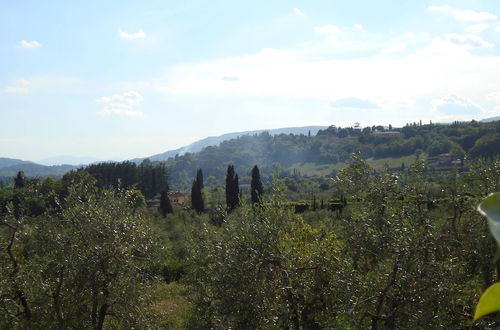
[225,165,240,211]
[191,170,204,213]
[250,165,263,205]
[196,168,204,189]
[234,174,239,205]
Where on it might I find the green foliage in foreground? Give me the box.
[1,154,500,329]
[0,178,160,329]
[186,155,500,329]
[187,187,353,329]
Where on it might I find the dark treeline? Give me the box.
[83,160,168,198]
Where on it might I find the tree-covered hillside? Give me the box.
[162,120,500,188]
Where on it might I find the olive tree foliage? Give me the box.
[332,154,500,329]
[186,178,354,329]
[0,178,159,329]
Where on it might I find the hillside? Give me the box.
[0,162,77,177]
[132,126,327,163]
[160,120,500,188]
[0,157,35,169]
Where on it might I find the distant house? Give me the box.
[437,153,457,166]
[168,191,186,206]
[428,153,462,167]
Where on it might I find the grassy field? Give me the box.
[152,282,191,329]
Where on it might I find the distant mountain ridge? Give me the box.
[0,162,78,177]
[481,116,500,123]
[132,126,327,163]
[37,155,107,166]
[0,157,35,169]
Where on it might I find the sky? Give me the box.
[1,0,500,162]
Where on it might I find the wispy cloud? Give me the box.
[428,5,497,22]
[293,8,304,16]
[221,76,239,82]
[381,43,406,54]
[432,95,483,115]
[314,24,340,34]
[143,28,499,124]
[97,91,144,117]
[5,76,81,94]
[487,92,500,101]
[17,40,42,48]
[6,78,30,93]
[418,33,494,56]
[453,9,497,22]
[329,97,380,110]
[119,29,146,39]
[354,24,363,30]
[444,33,493,49]
[314,24,341,41]
[465,24,489,33]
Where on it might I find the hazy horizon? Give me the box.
[2,0,500,161]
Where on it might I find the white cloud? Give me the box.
[221,76,239,82]
[150,43,500,103]
[453,9,497,22]
[5,76,81,94]
[381,43,406,54]
[419,33,494,56]
[428,5,497,22]
[5,78,30,93]
[487,92,500,101]
[293,8,304,16]
[126,26,500,126]
[17,40,42,48]
[445,33,494,49]
[466,23,489,33]
[354,24,363,30]
[496,26,500,32]
[329,97,380,110]
[432,95,483,115]
[314,24,340,34]
[119,29,146,39]
[97,91,144,117]
[314,25,341,41]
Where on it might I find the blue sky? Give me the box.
[2,0,500,162]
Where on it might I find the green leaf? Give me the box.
[474,283,500,321]
[478,192,500,246]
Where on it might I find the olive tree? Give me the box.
[0,179,159,329]
[186,182,354,329]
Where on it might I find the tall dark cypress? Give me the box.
[191,170,204,213]
[251,165,263,205]
[234,174,239,205]
[225,165,240,211]
[196,168,204,189]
